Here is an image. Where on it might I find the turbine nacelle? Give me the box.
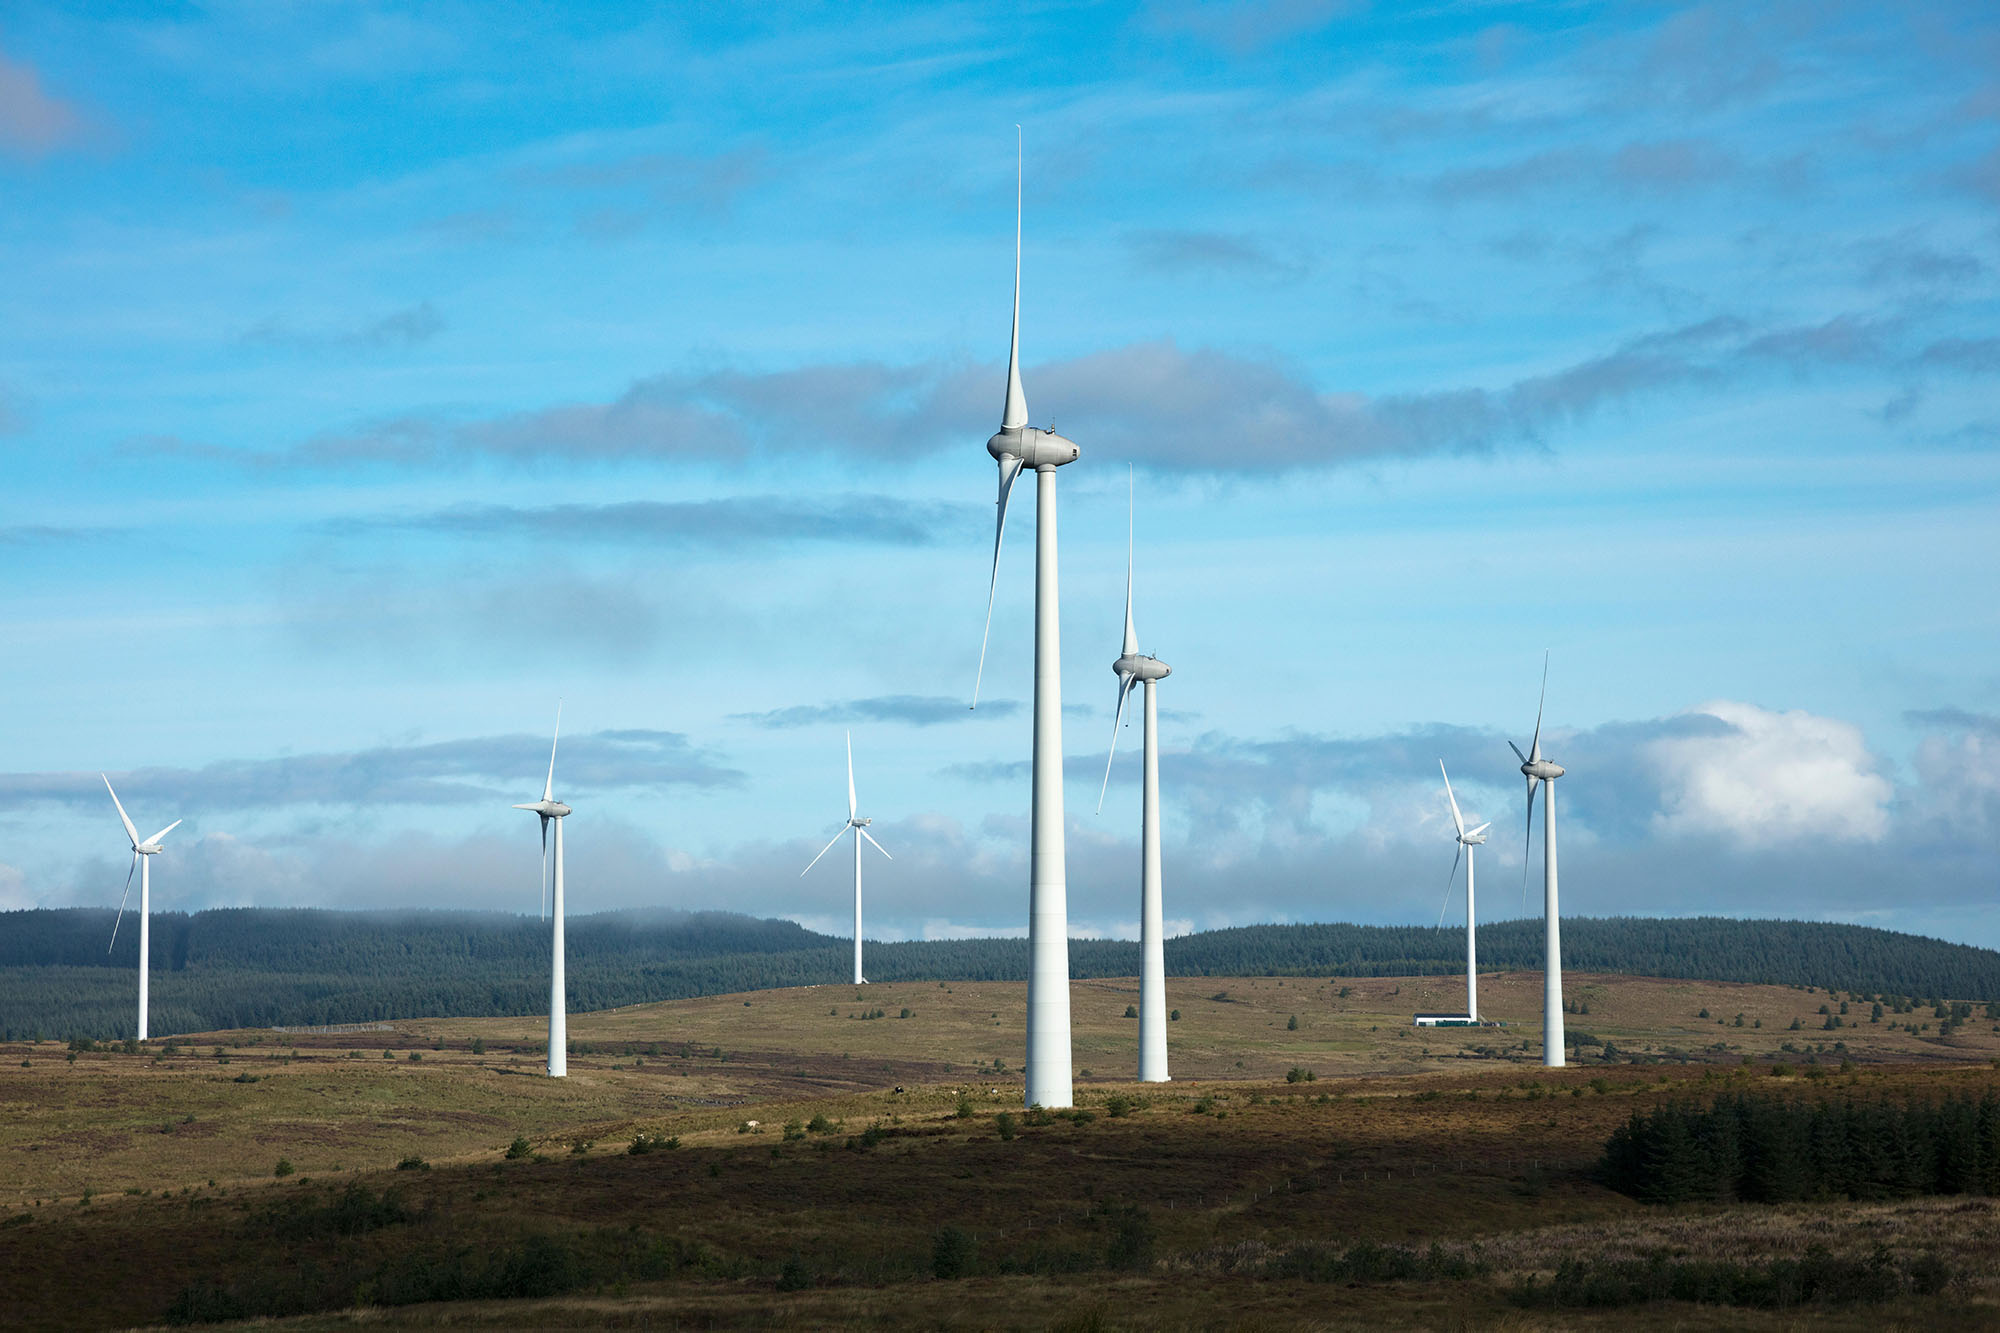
[988,425,1079,469]
[1114,653,1171,683]
[849,816,873,829]
[514,799,571,818]
[1521,759,1565,782]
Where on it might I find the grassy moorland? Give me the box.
[2,972,1997,1329]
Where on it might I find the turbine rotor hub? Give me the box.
[1521,760,1564,781]
[1115,653,1171,681]
[988,426,1079,468]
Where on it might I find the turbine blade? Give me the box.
[1437,843,1463,928]
[1467,821,1492,839]
[972,454,1024,708]
[108,854,138,952]
[860,827,892,860]
[102,774,140,848]
[1530,652,1547,762]
[846,731,857,822]
[1507,739,1527,765]
[1096,674,1135,814]
[543,701,562,802]
[1521,777,1540,908]
[1122,467,1138,658]
[144,819,181,846]
[1439,760,1465,838]
[801,826,848,876]
[1001,128,1027,431]
[540,814,549,921]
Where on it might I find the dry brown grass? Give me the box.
[2,974,1997,1329]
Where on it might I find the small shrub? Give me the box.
[1104,1094,1133,1118]
[470,1037,485,1055]
[995,1112,1017,1141]
[1285,1066,1316,1083]
[1170,1009,1181,1021]
[505,1137,533,1160]
[1124,1005,1137,1018]
[1287,1014,1299,1031]
[932,1225,978,1279]
[776,1254,813,1291]
[628,1134,677,1155]
[806,1114,833,1135]
[408,1051,422,1062]
[954,1094,974,1119]
[395,1156,429,1171]
[273,1159,294,1178]
[383,1049,394,1059]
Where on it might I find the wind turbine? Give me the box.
[513,706,571,1078]
[103,775,180,1043]
[972,130,1082,1109]
[1509,657,1567,1067]
[1097,471,1172,1082]
[1434,761,1490,1023]
[801,732,892,985]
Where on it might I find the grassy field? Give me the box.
[2,971,1997,1329]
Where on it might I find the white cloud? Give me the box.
[1644,700,1891,846]
[1909,719,2000,841]
[0,861,29,910]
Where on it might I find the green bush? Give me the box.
[994,1112,1017,1142]
[931,1226,977,1279]
[627,1134,677,1156]
[273,1158,294,1178]
[505,1137,533,1160]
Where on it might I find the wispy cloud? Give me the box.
[1126,229,1309,280]
[212,307,1962,477]
[733,695,1022,729]
[0,728,743,814]
[243,301,445,351]
[337,494,962,550]
[0,47,85,157]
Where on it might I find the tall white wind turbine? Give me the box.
[972,131,1082,1109]
[1509,657,1568,1067]
[1097,472,1173,1082]
[801,731,893,985]
[513,706,571,1078]
[103,775,180,1043]
[1434,761,1490,1023]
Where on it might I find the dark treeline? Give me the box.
[1601,1092,2000,1204]
[3,907,1998,1040]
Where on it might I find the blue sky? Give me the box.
[1,2,1996,948]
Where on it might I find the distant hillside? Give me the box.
[2,907,1996,1039]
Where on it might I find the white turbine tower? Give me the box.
[973,131,1082,1109]
[1434,761,1490,1023]
[801,732,893,985]
[103,775,180,1043]
[513,706,571,1078]
[1097,473,1172,1082]
[1509,658,1567,1067]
